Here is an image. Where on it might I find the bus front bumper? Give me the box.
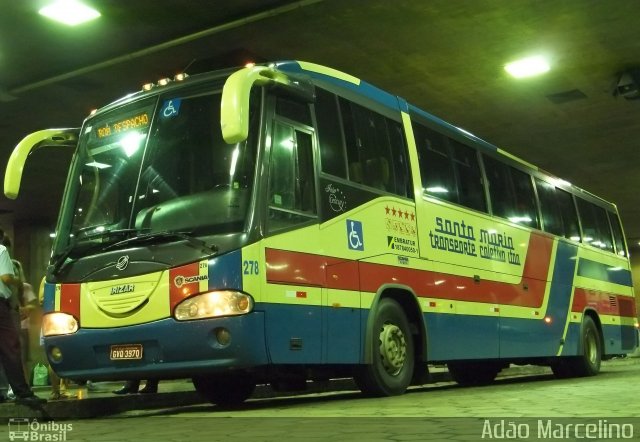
[43,313,268,381]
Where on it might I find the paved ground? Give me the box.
[1,357,639,441]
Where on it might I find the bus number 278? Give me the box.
[243,260,259,275]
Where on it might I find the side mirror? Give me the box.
[4,128,79,199]
[220,65,314,144]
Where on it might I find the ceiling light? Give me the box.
[39,0,101,26]
[504,56,550,78]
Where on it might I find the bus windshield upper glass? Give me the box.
[53,88,259,256]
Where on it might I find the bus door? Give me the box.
[262,95,323,364]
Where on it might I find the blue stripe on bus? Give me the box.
[561,322,581,356]
[277,61,401,111]
[45,314,269,380]
[208,249,242,290]
[43,282,55,313]
[500,241,578,358]
[426,313,499,361]
[577,258,633,287]
[407,104,499,153]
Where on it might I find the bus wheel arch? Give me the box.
[551,310,603,378]
[355,286,426,396]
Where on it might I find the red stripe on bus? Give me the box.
[266,249,360,290]
[60,283,80,319]
[266,233,553,308]
[572,288,636,317]
[357,262,546,307]
[522,234,553,281]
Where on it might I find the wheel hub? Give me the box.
[379,322,407,375]
[585,329,598,365]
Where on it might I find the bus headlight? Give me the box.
[42,312,79,336]
[174,290,253,321]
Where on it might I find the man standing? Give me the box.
[0,229,46,407]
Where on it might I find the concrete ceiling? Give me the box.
[1,0,639,246]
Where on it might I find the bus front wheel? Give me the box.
[354,298,415,396]
[192,373,256,407]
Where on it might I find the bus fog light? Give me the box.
[42,312,78,336]
[49,346,63,362]
[215,328,231,345]
[174,290,253,321]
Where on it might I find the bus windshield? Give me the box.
[53,88,259,257]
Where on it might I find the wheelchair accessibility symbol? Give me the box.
[160,98,181,118]
[347,219,364,251]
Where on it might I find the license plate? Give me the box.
[110,344,143,360]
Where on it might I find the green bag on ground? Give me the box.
[32,363,49,386]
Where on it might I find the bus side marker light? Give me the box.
[42,312,79,336]
[544,316,552,324]
[174,290,253,321]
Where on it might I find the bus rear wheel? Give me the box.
[551,315,602,378]
[192,373,256,407]
[354,298,415,396]
[447,361,502,386]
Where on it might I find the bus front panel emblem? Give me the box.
[115,255,130,271]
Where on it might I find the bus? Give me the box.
[4,61,638,406]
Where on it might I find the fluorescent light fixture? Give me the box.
[39,0,101,26]
[504,56,550,78]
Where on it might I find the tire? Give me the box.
[447,361,501,386]
[192,373,256,406]
[354,298,415,396]
[551,316,602,378]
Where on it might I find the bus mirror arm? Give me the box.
[4,128,79,199]
[220,65,314,144]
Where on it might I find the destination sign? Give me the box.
[96,112,150,138]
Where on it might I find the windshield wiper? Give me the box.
[50,228,140,274]
[100,231,218,254]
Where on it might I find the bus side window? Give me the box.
[449,139,485,212]
[483,155,539,229]
[535,178,564,236]
[413,122,456,203]
[608,211,627,257]
[315,88,347,179]
[275,96,312,126]
[555,188,580,241]
[338,97,409,196]
[387,121,413,198]
[414,121,485,212]
[576,198,614,252]
[267,120,316,232]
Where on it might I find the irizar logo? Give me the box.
[174,274,208,288]
[110,284,135,295]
